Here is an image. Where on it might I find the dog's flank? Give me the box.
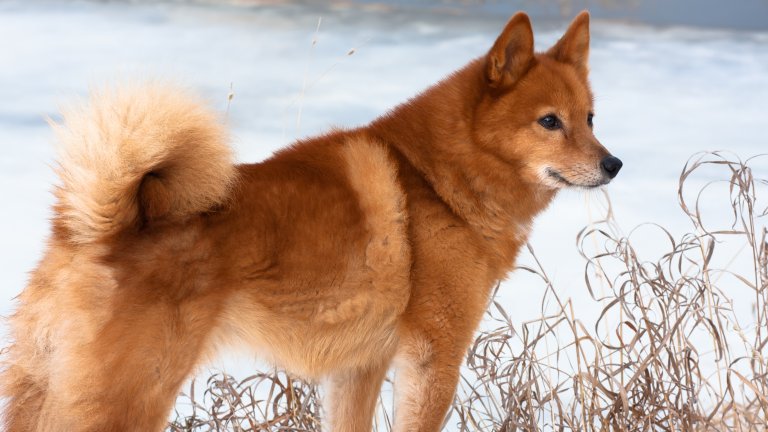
[2,11,620,432]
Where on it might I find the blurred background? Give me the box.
[1,0,767,429]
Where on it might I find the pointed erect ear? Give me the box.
[547,10,591,76]
[486,12,534,89]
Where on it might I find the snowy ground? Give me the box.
[1,0,767,425]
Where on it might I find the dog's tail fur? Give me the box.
[50,84,237,244]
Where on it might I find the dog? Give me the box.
[2,10,620,432]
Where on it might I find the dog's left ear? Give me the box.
[547,10,590,76]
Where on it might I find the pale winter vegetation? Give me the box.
[168,152,768,431]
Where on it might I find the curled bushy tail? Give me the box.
[51,84,237,244]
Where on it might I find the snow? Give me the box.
[1,0,767,425]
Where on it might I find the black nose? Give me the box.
[600,156,623,179]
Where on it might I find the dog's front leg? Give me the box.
[323,359,391,432]
[391,328,466,432]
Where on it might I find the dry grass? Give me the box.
[168,151,767,431]
[168,371,322,431]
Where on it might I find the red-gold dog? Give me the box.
[2,11,620,431]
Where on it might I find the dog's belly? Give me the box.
[214,275,404,378]
[211,212,411,377]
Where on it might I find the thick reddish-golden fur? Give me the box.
[2,11,620,431]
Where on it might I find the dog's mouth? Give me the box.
[545,168,575,187]
[544,167,607,189]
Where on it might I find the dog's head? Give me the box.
[474,11,621,189]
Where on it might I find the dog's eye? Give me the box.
[538,115,561,130]
[587,113,594,128]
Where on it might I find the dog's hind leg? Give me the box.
[323,360,391,432]
[1,264,59,432]
[30,294,222,432]
[1,353,50,432]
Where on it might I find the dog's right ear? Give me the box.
[486,12,534,90]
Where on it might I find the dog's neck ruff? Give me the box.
[370,60,555,269]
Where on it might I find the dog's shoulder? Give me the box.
[340,134,411,309]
